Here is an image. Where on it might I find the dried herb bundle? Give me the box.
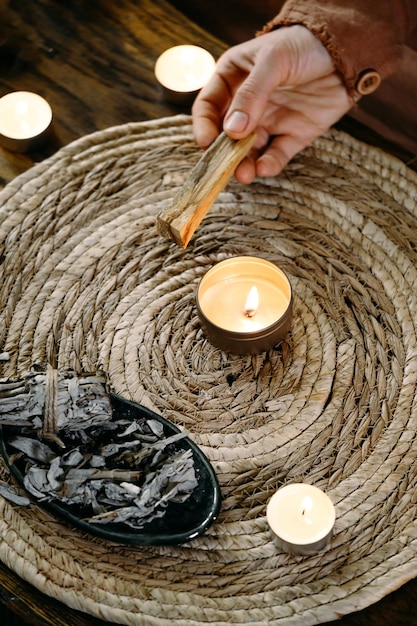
[0,367,113,432]
[0,369,198,529]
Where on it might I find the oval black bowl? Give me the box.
[0,393,221,546]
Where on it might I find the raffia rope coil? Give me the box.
[1,114,417,624]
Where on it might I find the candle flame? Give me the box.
[243,286,259,318]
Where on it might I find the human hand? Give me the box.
[192,26,354,183]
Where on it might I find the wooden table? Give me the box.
[0,1,416,624]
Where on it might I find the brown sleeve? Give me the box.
[259,0,417,95]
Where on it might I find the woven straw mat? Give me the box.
[1,114,417,625]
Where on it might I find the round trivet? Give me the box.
[1,114,417,625]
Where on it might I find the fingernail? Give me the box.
[224,110,249,133]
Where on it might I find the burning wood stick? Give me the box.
[157,131,256,248]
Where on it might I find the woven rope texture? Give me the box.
[1,115,417,625]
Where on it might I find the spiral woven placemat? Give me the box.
[1,114,417,625]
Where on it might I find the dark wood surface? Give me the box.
[1,1,417,624]
[0,0,227,187]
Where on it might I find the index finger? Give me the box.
[192,71,232,148]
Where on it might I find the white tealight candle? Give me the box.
[267,484,335,556]
[155,45,216,104]
[0,91,53,153]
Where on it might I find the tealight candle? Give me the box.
[154,45,216,105]
[196,256,292,355]
[0,91,53,153]
[267,484,335,556]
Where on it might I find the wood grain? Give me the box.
[157,131,256,247]
[0,0,227,187]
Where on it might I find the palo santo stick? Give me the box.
[157,131,256,248]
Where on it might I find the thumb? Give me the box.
[222,74,270,139]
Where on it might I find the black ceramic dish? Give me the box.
[0,393,221,546]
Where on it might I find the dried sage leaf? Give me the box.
[0,480,30,506]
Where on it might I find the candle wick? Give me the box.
[243,286,259,318]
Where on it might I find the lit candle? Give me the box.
[267,484,335,556]
[0,91,53,153]
[196,256,292,354]
[154,45,216,105]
